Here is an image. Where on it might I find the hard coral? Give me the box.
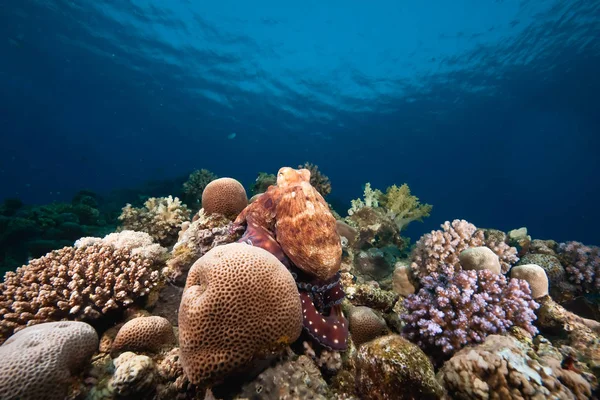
[201,177,248,219]
[0,321,98,400]
[558,241,600,293]
[348,306,388,347]
[118,196,191,246]
[239,355,330,400]
[355,335,444,400]
[410,219,519,280]
[402,269,539,357]
[298,162,332,197]
[112,316,175,355]
[439,334,592,400]
[178,243,303,385]
[167,209,241,281]
[0,231,166,342]
[182,169,218,209]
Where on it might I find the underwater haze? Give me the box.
[1,0,599,244]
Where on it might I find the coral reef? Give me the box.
[0,231,166,341]
[251,172,277,195]
[111,352,157,397]
[510,264,549,299]
[238,355,330,399]
[118,195,191,246]
[298,162,332,197]
[182,169,218,209]
[355,335,444,399]
[0,191,112,273]
[178,243,303,385]
[379,183,432,232]
[438,334,593,399]
[167,209,241,281]
[410,219,519,280]
[347,306,389,346]
[458,246,501,274]
[112,316,176,354]
[348,182,431,233]
[201,177,248,218]
[391,263,416,296]
[558,241,600,293]
[0,321,98,400]
[402,269,539,357]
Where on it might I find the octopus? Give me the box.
[234,167,348,350]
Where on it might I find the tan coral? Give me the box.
[201,177,248,218]
[348,306,389,347]
[118,196,191,246]
[510,264,549,299]
[0,321,98,400]
[111,352,156,398]
[0,231,165,342]
[178,243,303,385]
[112,316,175,354]
[438,334,592,399]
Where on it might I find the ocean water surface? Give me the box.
[1,0,599,246]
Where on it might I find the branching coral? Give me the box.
[348,182,430,233]
[298,162,332,197]
[0,231,166,342]
[380,184,432,232]
[558,241,600,293]
[401,269,539,357]
[118,196,190,247]
[348,183,382,215]
[410,219,519,280]
[182,169,218,208]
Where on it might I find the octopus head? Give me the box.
[277,167,311,188]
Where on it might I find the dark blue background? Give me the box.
[1,1,599,244]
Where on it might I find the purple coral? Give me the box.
[401,269,539,356]
[410,219,518,280]
[558,241,600,292]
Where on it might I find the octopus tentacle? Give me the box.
[300,291,348,351]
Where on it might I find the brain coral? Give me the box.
[0,321,98,400]
[112,316,175,354]
[410,219,519,280]
[178,242,303,385]
[118,195,191,246]
[0,231,166,342]
[402,269,539,357]
[201,177,248,218]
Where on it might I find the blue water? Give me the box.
[1,0,599,244]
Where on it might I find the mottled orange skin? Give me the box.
[235,167,342,281]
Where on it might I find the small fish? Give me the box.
[227,132,237,140]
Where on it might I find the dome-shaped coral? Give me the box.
[178,242,303,385]
[201,177,248,218]
[348,306,388,347]
[112,316,175,354]
[0,321,98,400]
